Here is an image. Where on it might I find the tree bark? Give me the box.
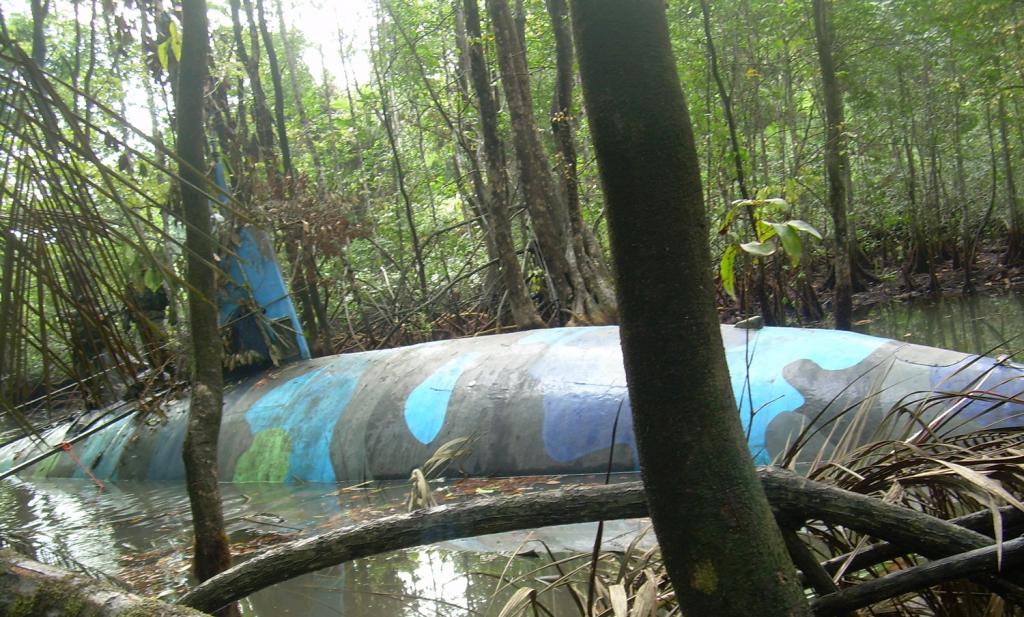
[570,2,810,616]
[461,0,543,329]
[811,538,1024,616]
[254,0,292,179]
[30,0,48,66]
[0,550,210,617]
[812,0,853,331]
[544,0,618,323]
[998,92,1023,265]
[177,0,233,599]
[485,0,575,321]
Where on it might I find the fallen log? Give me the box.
[0,549,209,616]
[178,468,1020,613]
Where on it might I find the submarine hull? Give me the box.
[2,326,1021,483]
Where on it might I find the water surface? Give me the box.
[853,292,1024,357]
[0,474,648,616]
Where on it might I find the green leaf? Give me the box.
[787,219,822,240]
[756,220,777,242]
[773,223,802,265]
[720,244,738,298]
[718,207,737,235]
[169,21,182,61]
[157,40,169,70]
[740,240,777,257]
[143,268,163,293]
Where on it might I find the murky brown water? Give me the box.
[0,474,649,616]
[853,292,1024,357]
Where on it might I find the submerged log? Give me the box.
[178,468,1022,613]
[0,549,209,616]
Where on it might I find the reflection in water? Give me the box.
[0,476,638,616]
[854,293,1024,357]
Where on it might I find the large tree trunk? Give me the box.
[461,0,543,330]
[177,0,233,600]
[569,2,810,616]
[812,0,853,331]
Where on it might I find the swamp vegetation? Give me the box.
[0,0,1024,615]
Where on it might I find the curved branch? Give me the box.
[178,469,1018,613]
[819,505,1024,578]
[178,482,647,612]
[812,537,1024,616]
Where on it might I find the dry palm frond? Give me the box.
[406,467,437,511]
[492,384,1024,617]
[0,18,271,441]
[421,435,475,479]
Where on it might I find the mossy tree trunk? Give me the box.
[177,0,234,604]
[570,1,810,615]
[0,549,210,617]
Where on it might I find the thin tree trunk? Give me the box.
[812,0,853,330]
[229,0,278,189]
[302,249,333,354]
[461,0,542,329]
[485,0,576,320]
[952,87,970,273]
[998,93,1024,265]
[699,0,749,202]
[30,0,48,66]
[698,0,775,325]
[259,0,335,353]
[274,0,324,187]
[0,203,21,401]
[544,0,617,323]
[570,2,810,615]
[373,60,429,302]
[177,1,234,609]
[254,0,292,179]
[83,0,97,143]
[966,102,1000,294]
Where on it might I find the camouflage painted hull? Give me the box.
[2,326,1022,483]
